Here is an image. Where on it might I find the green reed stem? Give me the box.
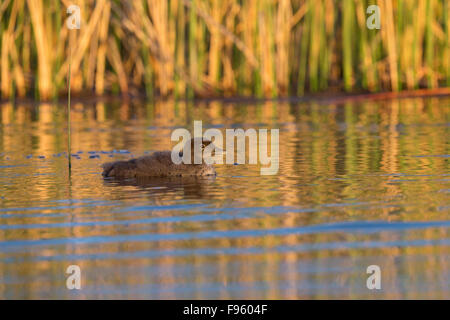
[342,0,354,91]
[425,0,434,88]
[297,2,310,95]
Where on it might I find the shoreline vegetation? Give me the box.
[2,87,450,107]
[1,0,450,101]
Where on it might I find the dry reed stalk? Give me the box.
[355,0,375,91]
[127,0,173,95]
[222,1,239,94]
[275,0,292,95]
[297,0,311,95]
[1,31,11,98]
[22,16,31,75]
[122,5,207,95]
[380,0,399,91]
[321,0,335,90]
[56,0,106,84]
[1,0,15,97]
[95,1,110,95]
[174,0,186,96]
[424,0,436,88]
[27,0,52,100]
[130,42,145,87]
[445,0,450,85]
[148,0,174,96]
[400,1,415,90]
[10,34,26,97]
[106,35,128,94]
[308,0,323,92]
[413,0,426,87]
[290,1,307,29]
[183,0,258,69]
[85,20,99,90]
[239,0,258,93]
[206,1,222,86]
[258,7,275,96]
[0,0,12,17]
[342,0,354,91]
[1,0,26,98]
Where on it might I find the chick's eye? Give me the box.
[201,144,205,149]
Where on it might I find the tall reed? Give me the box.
[0,0,449,100]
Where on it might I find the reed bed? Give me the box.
[0,0,449,100]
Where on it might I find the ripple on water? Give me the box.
[0,98,449,299]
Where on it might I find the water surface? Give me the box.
[0,98,449,299]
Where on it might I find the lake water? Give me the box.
[0,97,449,299]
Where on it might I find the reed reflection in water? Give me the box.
[0,98,449,299]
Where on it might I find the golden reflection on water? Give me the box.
[0,98,449,299]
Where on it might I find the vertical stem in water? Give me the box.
[68,45,72,174]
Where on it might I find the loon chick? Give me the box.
[102,138,218,178]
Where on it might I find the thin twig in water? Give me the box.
[67,45,72,174]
